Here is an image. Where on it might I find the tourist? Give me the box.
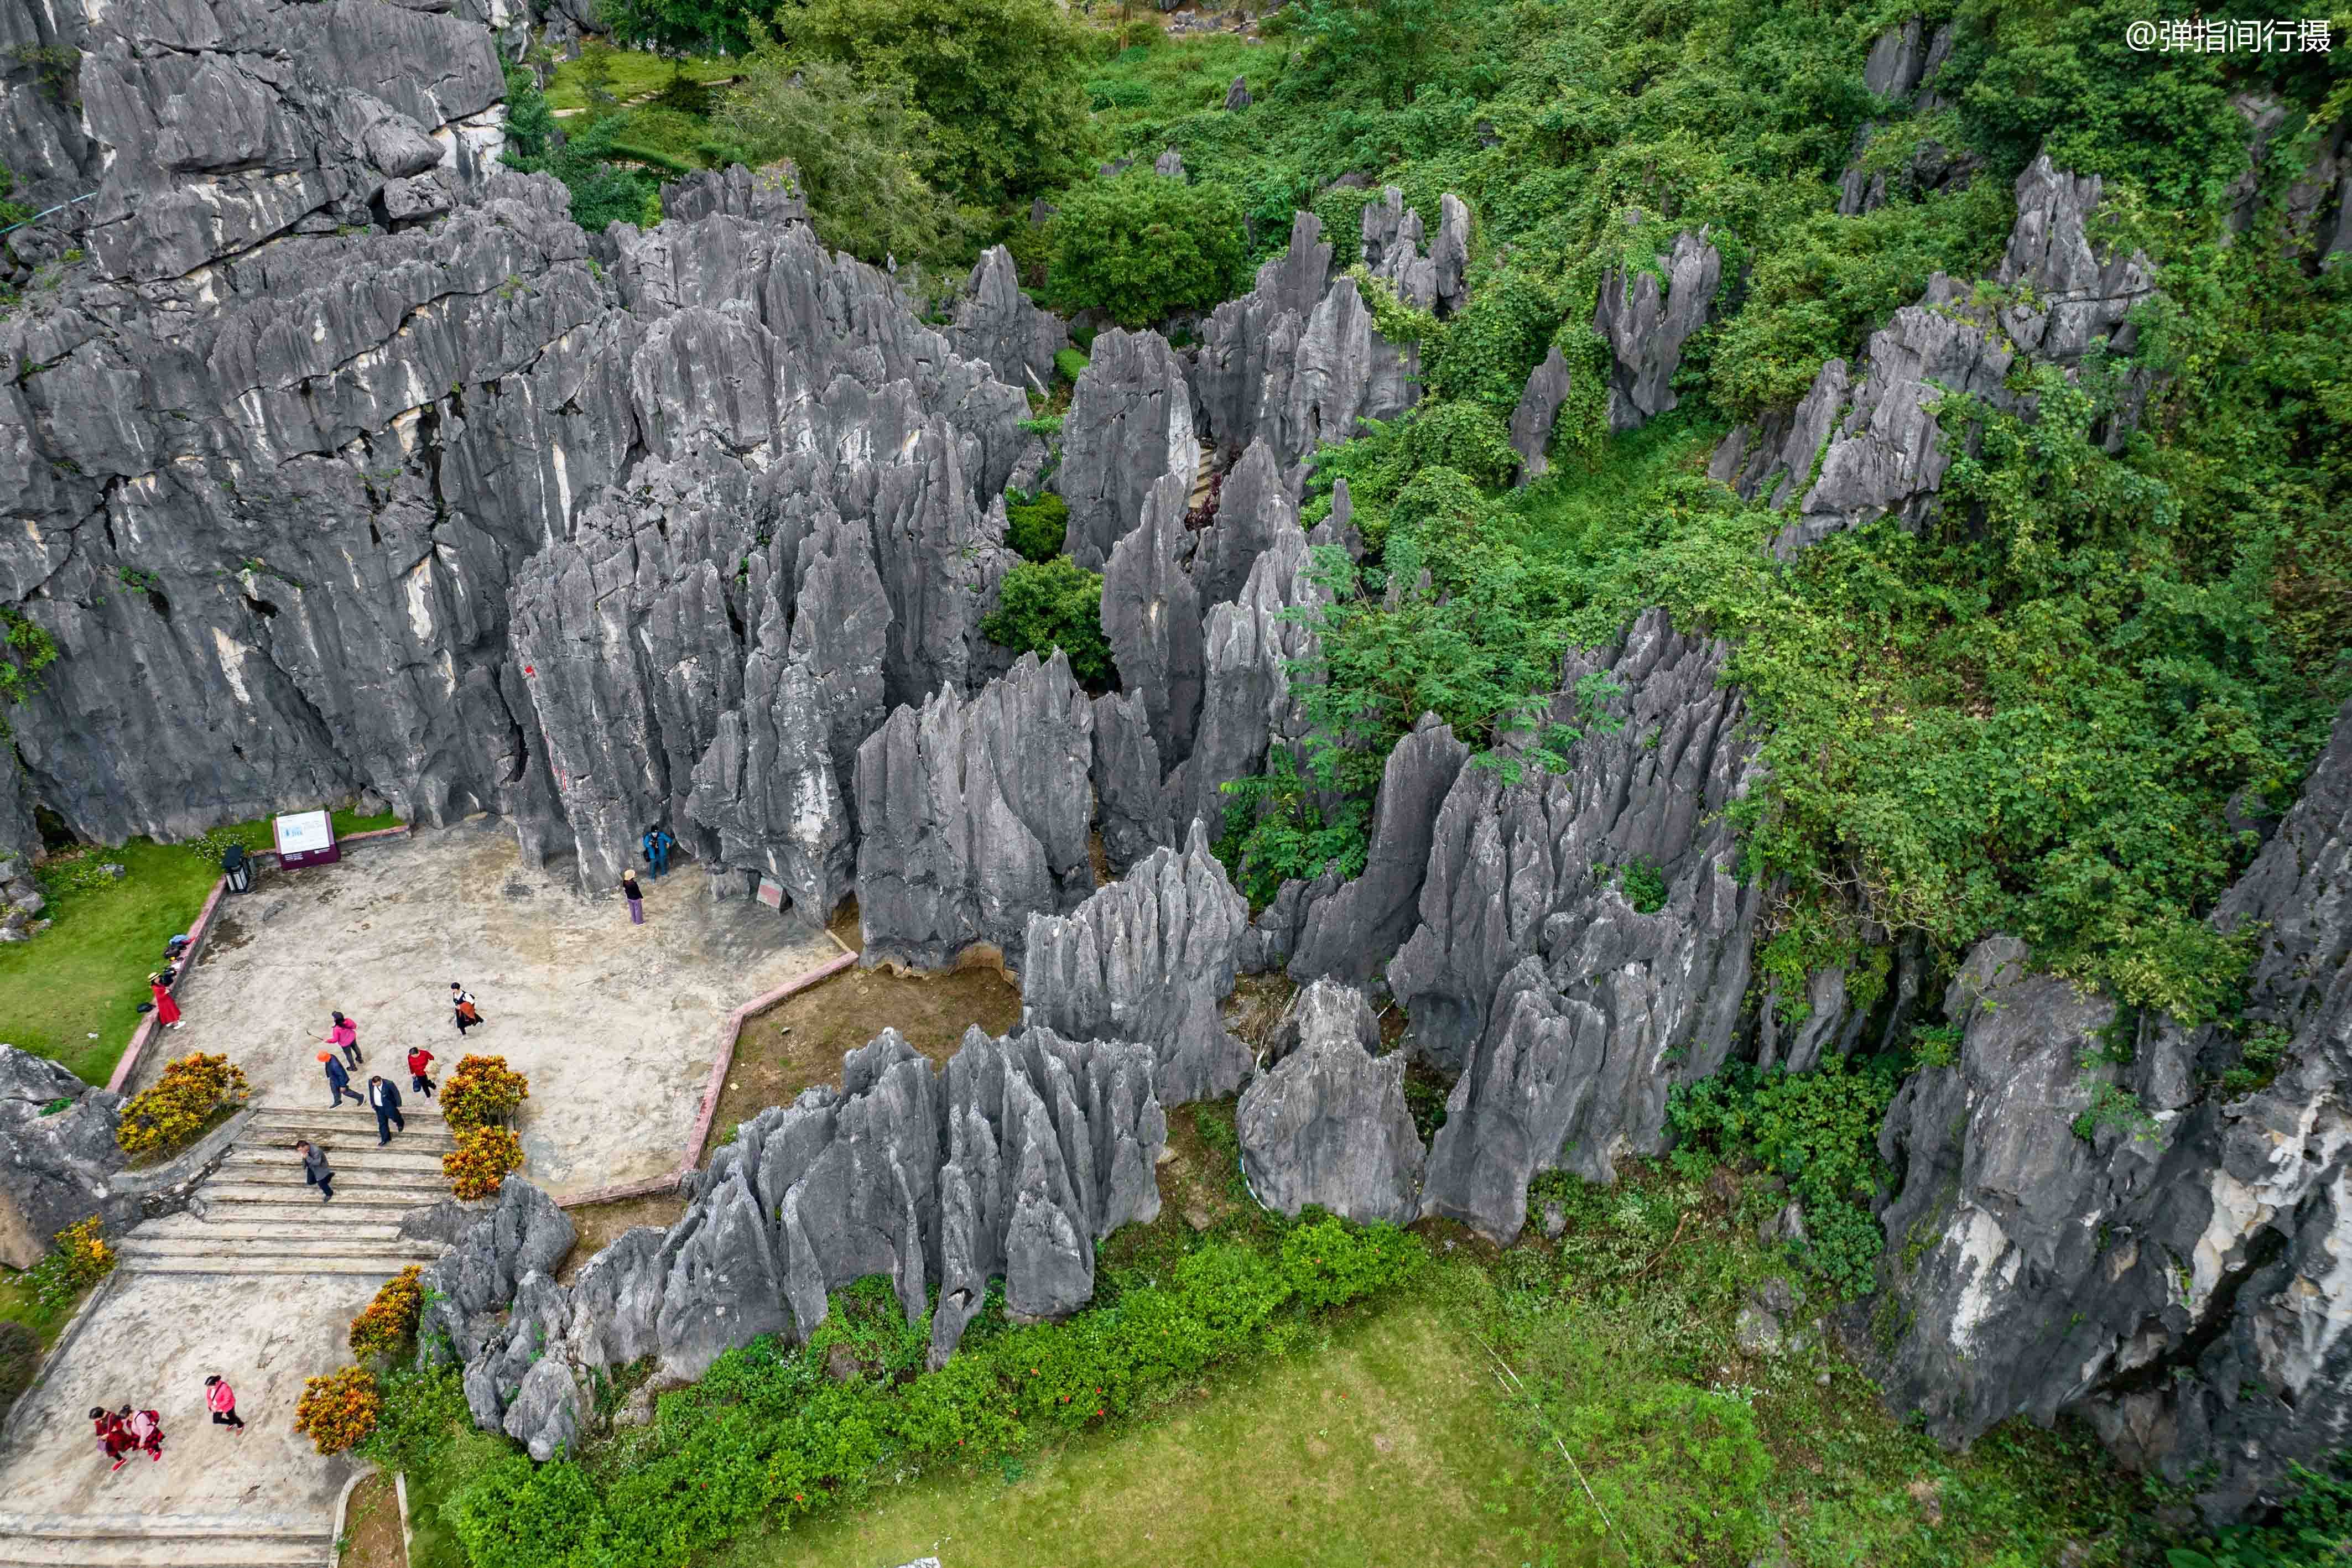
[296,1139,335,1202]
[643,824,675,879]
[202,1375,244,1434]
[407,1044,436,1098]
[622,872,645,924]
[147,973,183,1030]
[450,982,481,1036]
[91,1406,132,1471]
[123,1405,163,1463]
[367,1074,405,1146]
[319,1010,362,1067]
[320,1050,362,1108]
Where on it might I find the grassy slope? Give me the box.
[0,809,398,1086]
[544,48,736,112]
[709,1289,1550,1568]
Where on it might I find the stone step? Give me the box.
[210,1164,449,1192]
[117,1234,445,1264]
[0,1514,329,1567]
[203,1181,446,1210]
[245,1103,451,1128]
[110,1252,422,1279]
[222,1145,448,1174]
[193,1195,438,1226]
[129,1215,416,1247]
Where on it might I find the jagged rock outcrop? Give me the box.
[1836,20,1972,216]
[1153,148,1185,179]
[0,2,1035,895]
[1101,474,1205,765]
[1057,329,1198,569]
[929,1026,1165,1363]
[1508,346,1571,484]
[1594,228,1722,434]
[854,652,1095,971]
[1224,76,1251,112]
[1360,187,1470,316]
[1191,439,1297,610]
[1091,690,1173,874]
[1871,697,2352,1524]
[418,1179,576,1368]
[1160,525,1328,840]
[1285,715,1470,987]
[1023,821,1255,1105]
[0,1048,127,1270]
[502,1353,584,1462]
[1715,154,2155,558]
[1237,981,1423,1224]
[949,244,1068,397]
[1187,211,1423,484]
[1394,611,1761,1241]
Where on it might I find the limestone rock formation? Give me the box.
[854,652,1096,971]
[929,1026,1165,1363]
[1237,982,1423,1225]
[1191,439,1298,611]
[1594,229,1722,433]
[1057,329,1198,569]
[949,244,1068,397]
[1396,611,1761,1240]
[0,11,1033,895]
[1159,525,1329,843]
[417,1179,576,1368]
[1715,155,2154,559]
[1871,696,2352,1523]
[1224,76,1252,111]
[1360,187,1470,316]
[1285,715,1471,988]
[1188,211,1424,484]
[1508,346,1571,484]
[1101,475,1205,765]
[1023,821,1255,1105]
[1836,20,1971,216]
[0,1048,127,1270]
[1091,690,1173,874]
[502,1353,585,1462]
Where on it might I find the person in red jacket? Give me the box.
[121,1404,163,1462]
[203,1374,244,1433]
[406,1045,436,1098]
[91,1407,132,1470]
[147,974,182,1030]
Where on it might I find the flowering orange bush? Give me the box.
[293,1364,380,1455]
[348,1264,424,1362]
[116,1053,249,1159]
[444,1124,524,1200]
[441,1054,529,1133]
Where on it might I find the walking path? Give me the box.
[0,1102,450,1566]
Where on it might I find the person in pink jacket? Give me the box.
[318,1011,361,1069]
[203,1374,244,1433]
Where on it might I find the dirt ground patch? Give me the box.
[558,1192,689,1285]
[340,1470,406,1568]
[702,962,1023,1157]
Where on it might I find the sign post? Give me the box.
[273,809,340,869]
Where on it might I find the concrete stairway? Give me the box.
[115,1101,454,1278]
[0,1512,332,1567]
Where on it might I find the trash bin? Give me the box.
[222,843,252,894]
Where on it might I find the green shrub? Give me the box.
[1214,749,1370,911]
[980,558,1115,687]
[1279,1217,1420,1310]
[2168,1454,2352,1566]
[1053,347,1090,385]
[1050,174,1247,328]
[1616,858,1667,914]
[1003,490,1070,563]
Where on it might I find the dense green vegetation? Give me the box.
[979,556,1115,690]
[1048,171,1246,325]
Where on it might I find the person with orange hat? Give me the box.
[320,1049,362,1108]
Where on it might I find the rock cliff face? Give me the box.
[1056,327,1197,570]
[1713,154,2154,558]
[0,1048,127,1270]
[853,651,1095,972]
[1360,187,1470,316]
[1186,208,1433,485]
[1870,697,2352,1522]
[1393,611,1761,1239]
[1508,347,1571,485]
[0,8,1029,899]
[1023,821,1255,1105]
[1237,981,1423,1225]
[1101,474,1205,768]
[1594,229,1722,434]
[949,244,1068,397]
[1283,715,1470,987]
[429,1025,1163,1406]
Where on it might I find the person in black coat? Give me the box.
[321,1051,362,1108]
[366,1075,404,1145]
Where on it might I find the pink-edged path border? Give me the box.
[102,825,413,1096]
[556,930,860,1208]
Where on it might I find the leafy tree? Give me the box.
[980,558,1114,689]
[599,0,759,56]
[783,0,1101,206]
[501,65,661,234]
[1048,174,1247,327]
[1214,749,1370,911]
[1002,491,1070,563]
[709,42,971,266]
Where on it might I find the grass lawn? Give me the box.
[545,46,736,112]
[0,809,398,1087]
[0,1265,87,1350]
[705,1288,1549,1568]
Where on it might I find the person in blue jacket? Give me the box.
[642,824,676,879]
